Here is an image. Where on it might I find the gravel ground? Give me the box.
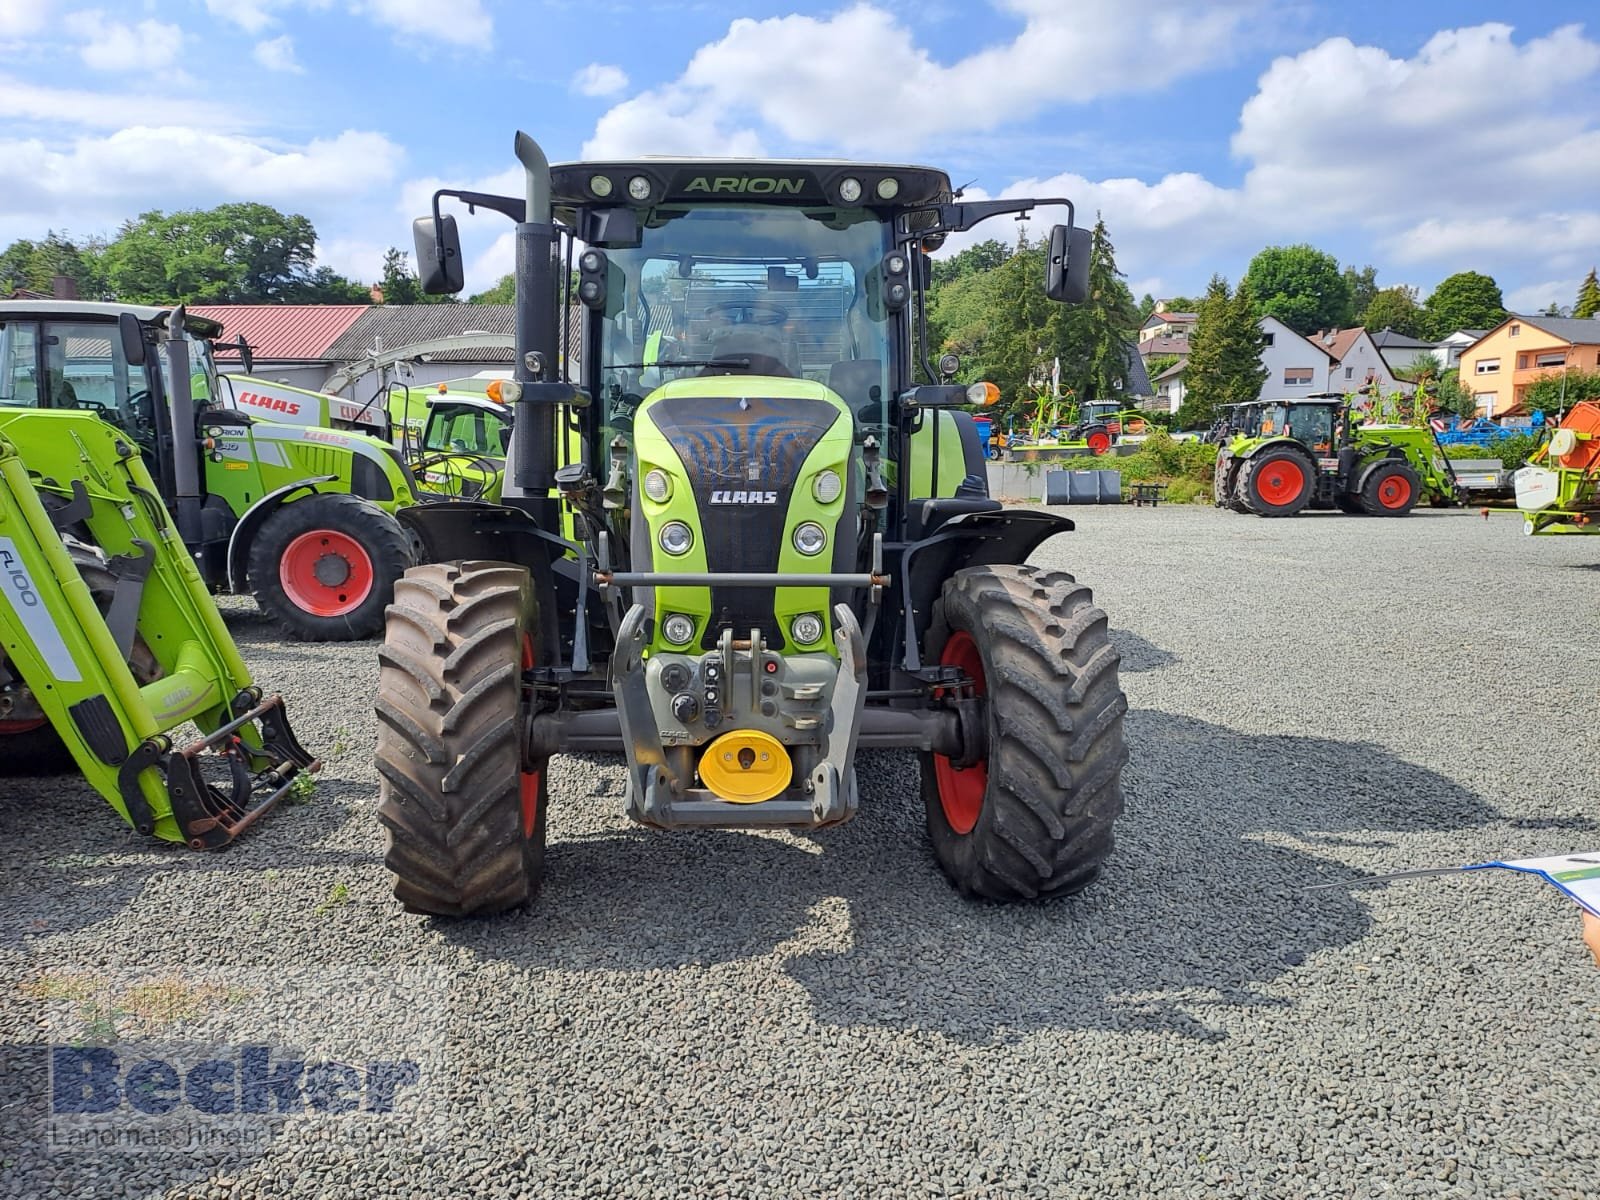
[2,504,1597,1198]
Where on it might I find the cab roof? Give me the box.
[550,158,953,211]
[0,299,224,339]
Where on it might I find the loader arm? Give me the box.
[0,410,318,846]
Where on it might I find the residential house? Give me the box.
[1311,327,1410,396]
[1137,305,1197,344]
[1371,328,1439,377]
[1434,329,1486,370]
[1149,359,1187,412]
[1455,315,1600,417]
[1258,316,1335,399]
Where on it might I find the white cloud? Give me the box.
[63,10,184,72]
[0,0,52,38]
[0,73,240,129]
[202,0,490,46]
[939,22,1600,308]
[585,1,1258,157]
[1505,280,1577,313]
[0,127,403,218]
[352,0,490,46]
[253,34,304,73]
[572,63,629,98]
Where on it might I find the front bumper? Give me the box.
[609,602,868,830]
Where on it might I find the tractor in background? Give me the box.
[1213,395,1459,516]
[373,134,1129,916]
[1514,400,1600,534]
[0,300,416,638]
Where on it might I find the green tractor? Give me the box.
[386,377,513,502]
[0,407,317,844]
[0,301,417,638]
[1212,395,1459,517]
[374,134,1130,916]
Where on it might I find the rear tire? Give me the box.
[1239,448,1313,517]
[919,564,1128,900]
[249,492,412,641]
[1359,460,1421,517]
[375,561,545,917]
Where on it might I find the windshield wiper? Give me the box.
[607,356,752,370]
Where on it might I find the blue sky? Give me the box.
[2,1,1597,312]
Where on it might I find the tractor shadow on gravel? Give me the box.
[439,710,1572,1044]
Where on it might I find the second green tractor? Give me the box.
[1212,396,1460,517]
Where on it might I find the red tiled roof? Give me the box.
[190,305,368,362]
[1315,327,1366,362]
[1138,335,1190,357]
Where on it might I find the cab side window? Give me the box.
[0,321,41,407]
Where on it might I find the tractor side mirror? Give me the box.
[1046,224,1092,304]
[232,334,254,374]
[413,215,465,295]
[118,311,146,366]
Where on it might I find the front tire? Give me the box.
[1239,448,1313,517]
[1359,460,1421,517]
[919,564,1128,900]
[249,492,412,641]
[375,561,545,917]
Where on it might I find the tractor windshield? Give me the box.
[1279,404,1336,451]
[593,204,894,428]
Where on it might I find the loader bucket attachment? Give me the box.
[0,411,318,846]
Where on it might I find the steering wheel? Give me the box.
[706,300,789,328]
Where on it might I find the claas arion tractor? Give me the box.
[374,134,1130,916]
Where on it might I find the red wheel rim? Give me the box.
[278,529,375,617]
[1255,459,1305,506]
[934,630,987,835]
[1087,431,1111,455]
[519,634,540,837]
[0,719,47,734]
[1376,474,1412,509]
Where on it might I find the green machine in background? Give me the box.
[1212,395,1460,517]
[0,301,415,638]
[0,408,317,844]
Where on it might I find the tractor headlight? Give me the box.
[812,468,842,504]
[661,613,696,646]
[876,177,900,200]
[658,521,694,556]
[790,613,824,646]
[792,521,827,556]
[628,175,652,201]
[838,177,862,203]
[643,468,672,502]
[589,175,613,198]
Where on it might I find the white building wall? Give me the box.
[1256,316,1329,400]
[1327,330,1409,394]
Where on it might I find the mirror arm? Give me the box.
[928,196,1076,235]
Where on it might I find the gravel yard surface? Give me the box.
[2,505,1596,1198]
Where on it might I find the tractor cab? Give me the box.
[377,134,1130,918]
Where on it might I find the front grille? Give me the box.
[646,394,840,646]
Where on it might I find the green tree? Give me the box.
[1362,285,1425,338]
[1137,293,1157,322]
[1177,275,1268,426]
[0,231,107,298]
[470,274,516,304]
[1523,367,1600,416]
[1343,264,1379,322]
[1057,216,1139,405]
[1244,243,1353,335]
[930,238,1010,287]
[100,203,364,304]
[1433,369,1477,419]
[1422,271,1505,340]
[1573,268,1600,320]
[381,247,422,305]
[1144,352,1180,379]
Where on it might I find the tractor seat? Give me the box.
[699,328,796,378]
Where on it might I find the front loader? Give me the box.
[0,408,316,845]
[375,136,1130,916]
